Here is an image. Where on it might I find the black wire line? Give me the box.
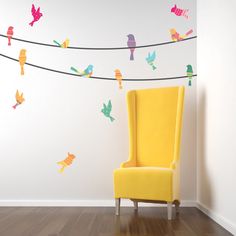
[0,53,197,81]
[0,34,197,50]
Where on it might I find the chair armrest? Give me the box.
[120,160,136,168]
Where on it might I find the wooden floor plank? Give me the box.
[0,207,232,236]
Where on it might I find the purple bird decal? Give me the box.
[127,34,136,61]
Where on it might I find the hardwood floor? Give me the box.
[0,207,232,236]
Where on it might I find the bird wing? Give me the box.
[70,67,79,74]
[15,90,20,101]
[64,39,70,47]
[146,53,151,62]
[31,4,36,15]
[19,93,25,103]
[107,100,112,111]
[84,67,89,74]
[103,103,107,109]
[151,51,156,61]
[36,7,40,14]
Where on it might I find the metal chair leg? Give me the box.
[167,202,172,220]
[115,198,120,216]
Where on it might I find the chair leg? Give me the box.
[133,201,138,211]
[115,198,120,216]
[167,202,172,220]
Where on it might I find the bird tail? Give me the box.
[71,67,79,74]
[130,51,134,61]
[119,81,123,89]
[59,166,65,173]
[29,21,34,27]
[185,29,193,36]
[188,79,192,86]
[53,40,61,47]
[20,66,24,75]
[109,116,115,122]
[57,161,66,173]
[8,37,11,46]
[151,64,157,70]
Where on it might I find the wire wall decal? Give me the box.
[0,53,197,81]
[0,34,197,50]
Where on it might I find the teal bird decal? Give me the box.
[186,65,193,86]
[101,100,115,122]
[146,51,157,70]
[71,65,93,78]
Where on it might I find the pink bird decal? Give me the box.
[7,26,14,46]
[171,4,189,19]
[29,4,43,26]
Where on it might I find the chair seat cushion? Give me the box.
[113,167,173,202]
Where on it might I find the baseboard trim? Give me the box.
[0,199,196,207]
[196,202,236,236]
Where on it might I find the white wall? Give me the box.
[0,0,196,204]
[197,0,236,234]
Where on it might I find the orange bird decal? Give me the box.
[19,49,27,75]
[114,69,123,89]
[12,90,25,109]
[57,152,76,173]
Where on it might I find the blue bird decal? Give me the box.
[146,51,157,70]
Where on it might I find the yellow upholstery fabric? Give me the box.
[113,86,185,203]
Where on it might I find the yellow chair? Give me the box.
[113,86,185,219]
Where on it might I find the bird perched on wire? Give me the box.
[127,34,136,61]
[29,4,43,26]
[70,65,93,78]
[170,28,193,42]
[114,69,123,89]
[7,26,14,46]
[57,153,76,173]
[146,51,157,70]
[101,100,115,122]
[53,38,70,48]
[19,49,27,76]
[12,90,25,109]
[186,65,193,86]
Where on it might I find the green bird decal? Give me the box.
[186,64,193,86]
[101,100,115,122]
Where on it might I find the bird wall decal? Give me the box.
[18,49,27,76]
[114,69,123,89]
[6,26,14,46]
[53,39,70,48]
[186,65,193,86]
[71,65,94,78]
[171,4,189,19]
[101,100,115,122]
[57,153,76,173]
[29,4,43,26]
[146,51,157,70]
[127,34,136,61]
[12,90,25,109]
